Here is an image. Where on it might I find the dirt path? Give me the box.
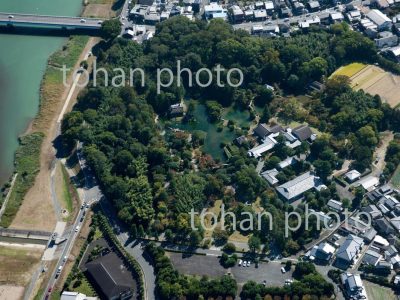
[10,38,98,232]
[371,131,394,177]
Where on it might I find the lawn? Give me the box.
[60,164,73,213]
[0,246,42,286]
[69,276,97,297]
[390,165,400,188]
[364,281,396,300]
[330,63,366,78]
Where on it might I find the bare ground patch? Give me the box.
[350,65,400,108]
[0,245,42,287]
[0,285,24,300]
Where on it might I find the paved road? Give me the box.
[75,141,157,300]
[0,12,103,29]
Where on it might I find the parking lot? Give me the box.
[168,252,294,285]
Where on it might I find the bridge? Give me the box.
[0,12,103,31]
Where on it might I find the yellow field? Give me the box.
[331,64,400,108]
[331,63,367,78]
[351,65,400,108]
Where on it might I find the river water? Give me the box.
[0,0,82,184]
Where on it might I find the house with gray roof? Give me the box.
[362,250,382,266]
[362,204,382,219]
[341,273,368,299]
[335,234,364,269]
[292,125,315,142]
[86,252,136,300]
[261,168,279,185]
[327,199,343,213]
[375,217,395,235]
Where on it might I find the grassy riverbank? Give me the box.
[34,35,89,132]
[0,133,44,227]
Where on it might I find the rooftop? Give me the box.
[276,171,322,201]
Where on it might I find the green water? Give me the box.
[0,0,83,184]
[174,102,236,161]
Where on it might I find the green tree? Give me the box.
[101,19,121,40]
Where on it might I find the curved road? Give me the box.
[76,143,157,300]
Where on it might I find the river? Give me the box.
[0,0,83,185]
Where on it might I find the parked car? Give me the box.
[238,259,242,266]
[281,267,286,273]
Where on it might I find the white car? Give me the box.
[238,259,242,266]
[75,226,80,232]
[247,261,251,267]
[281,267,286,273]
[80,19,86,23]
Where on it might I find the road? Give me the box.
[75,141,157,300]
[0,12,103,29]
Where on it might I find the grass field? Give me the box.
[331,63,366,78]
[364,281,396,300]
[391,165,400,188]
[0,246,42,286]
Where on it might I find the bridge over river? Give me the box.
[0,12,103,31]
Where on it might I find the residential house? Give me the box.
[375,217,395,235]
[362,250,382,266]
[230,5,244,23]
[276,171,324,201]
[341,273,368,299]
[390,216,400,231]
[330,12,345,23]
[375,31,398,48]
[253,9,268,21]
[264,1,275,13]
[363,227,377,243]
[362,204,382,219]
[386,45,400,61]
[367,9,392,31]
[308,1,320,12]
[307,242,336,264]
[327,199,343,213]
[204,3,226,19]
[335,234,364,269]
[346,9,362,23]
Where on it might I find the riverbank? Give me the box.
[7,36,93,231]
